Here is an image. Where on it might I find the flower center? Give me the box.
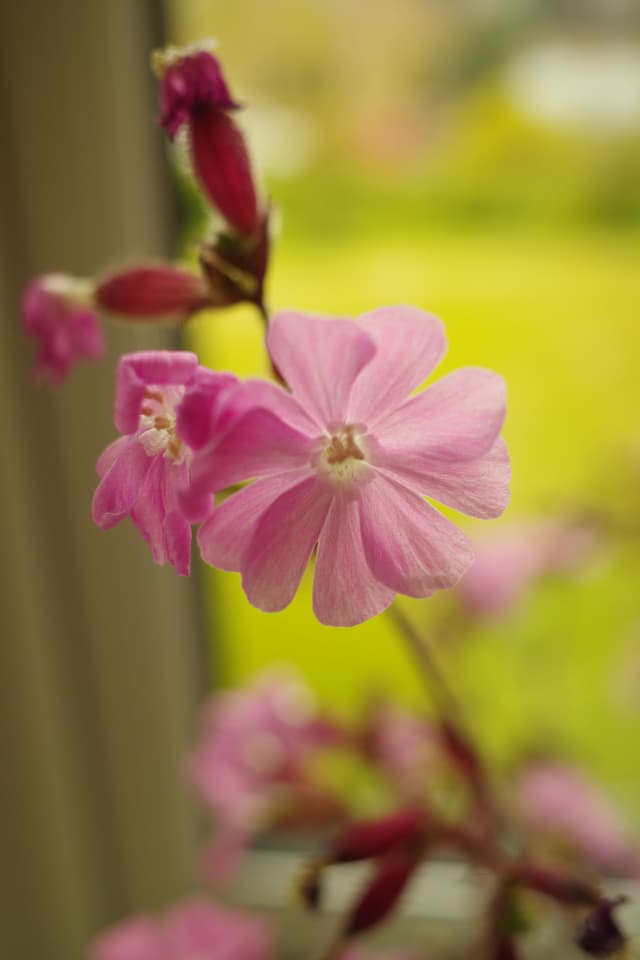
[315,424,372,491]
[138,386,186,463]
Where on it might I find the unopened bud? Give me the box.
[577,897,627,958]
[95,265,208,320]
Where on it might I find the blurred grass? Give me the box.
[187,227,640,812]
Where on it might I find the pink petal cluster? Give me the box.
[458,517,598,619]
[189,672,338,876]
[182,307,509,627]
[92,351,236,575]
[516,761,640,878]
[22,274,104,384]
[90,896,271,960]
[155,44,260,236]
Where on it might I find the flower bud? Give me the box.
[154,45,260,236]
[344,850,419,938]
[95,265,209,320]
[577,898,627,958]
[328,807,427,864]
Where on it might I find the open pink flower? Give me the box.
[22,273,104,384]
[92,351,235,575]
[155,44,260,236]
[516,761,640,878]
[90,896,272,960]
[188,307,509,626]
[189,671,340,877]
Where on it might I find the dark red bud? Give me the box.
[95,266,208,319]
[577,898,627,958]
[191,109,259,235]
[344,849,418,937]
[329,806,427,864]
[492,938,520,960]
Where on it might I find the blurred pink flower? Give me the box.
[362,702,436,800]
[190,307,509,626]
[22,273,104,385]
[90,896,271,960]
[516,761,640,877]
[92,351,236,575]
[155,44,260,236]
[189,671,339,878]
[458,517,598,619]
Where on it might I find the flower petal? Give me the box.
[163,461,193,576]
[373,367,506,466]
[380,437,511,520]
[359,474,474,596]
[241,476,332,612]
[92,437,151,529]
[189,406,312,494]
[313,495,395,627]
[267,312,376,428]
[115,350,199,434]
[348,306,446,426]
[198,470,313,571]
[130,455,169,566]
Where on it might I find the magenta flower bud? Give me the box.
[22,273,104,385]
[328,807,427,864]
[155,45,260,236]
[344,849,419,938]
[95,265,209,320]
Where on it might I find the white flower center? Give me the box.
[137,386,186,463]
[315,424,373,490]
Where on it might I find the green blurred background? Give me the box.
[167,1,640,814]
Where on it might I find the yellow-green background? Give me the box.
[169,1,640,813]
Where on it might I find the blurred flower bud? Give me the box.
[577,897,627,958]
[344,849,420,938]
[95,265,209,320]
[328,806,427,864]
[154,44,260,236]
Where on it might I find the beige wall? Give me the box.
[0,3,205,957]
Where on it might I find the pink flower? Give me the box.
[458,517,599,619]
[155,45,260,236]
[516,762,640,878]
[92,351,236,575]
[95,264,209,319]
[90,896,272,960]
[189,671,339,877]
[22,273,104,384]
[361,702,436,800]
[188,307,510,626]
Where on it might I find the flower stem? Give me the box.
[387,603,460,722]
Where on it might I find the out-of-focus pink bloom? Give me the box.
[189,671,339,877]
[90,896,272,960]
[92,351,236,575]
[22,273,104,385]
[95,265,209,319]
[155,44,260,236]
[458,517,598,619]
[362,702,436,799]
[188,307,509,626]
[516,762,640,878]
